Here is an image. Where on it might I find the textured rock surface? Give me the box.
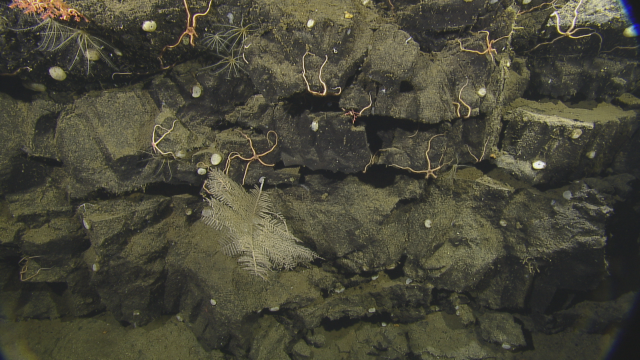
[0,0,638,358]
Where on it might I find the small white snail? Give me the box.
[49,66,67,81]
[210,153,222,165]
[85,49,100,61]
[569,129,583,139]
[623,25,638,38]
[192,85,203,98]
[532,160,546,170]
[142,20,157,32]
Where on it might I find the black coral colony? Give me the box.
[201,169,320,279]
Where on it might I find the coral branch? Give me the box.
[9,0,87,22]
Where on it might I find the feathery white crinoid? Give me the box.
[20,18,119,75]
[200,50,247,79]
[201,169,319,279]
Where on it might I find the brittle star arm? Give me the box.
[466,137,490,163]
[190,0,214,36]
[389,163,419,173]
[554,0,582,36]
[458,32,491,56]
[152,120,178,158]
[224,150,255,185]
[423,133,443,174]
[302,51,342,96]
[250,131,279,166]
[19,256,51,281]
[452,78,471,119]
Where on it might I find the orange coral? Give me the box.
[9,0,87,22]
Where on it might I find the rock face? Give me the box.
[0,0,639,358]
[500,99,637,185]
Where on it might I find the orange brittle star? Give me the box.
[223,130,279,185]
[19,256,51,281]
[528,0,602,52]
[343,93,373,123]
[458,30,512,63]
[390,134,451,179]
[164,0,213,50]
